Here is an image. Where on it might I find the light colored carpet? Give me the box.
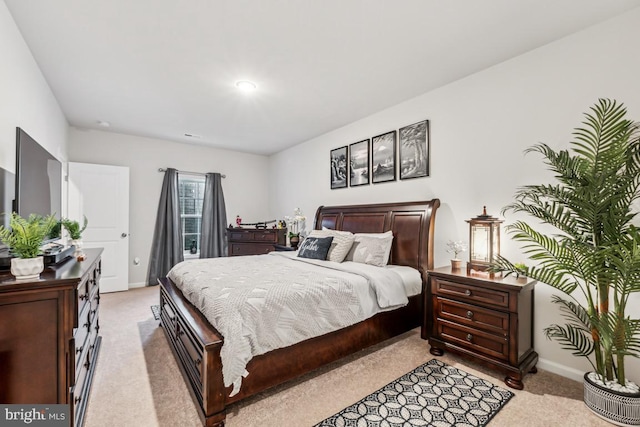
[84,286,609,427]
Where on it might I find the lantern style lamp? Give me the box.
[466,206,503,273]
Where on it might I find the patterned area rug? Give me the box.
[151,305,160,320]
[314,359,513,427]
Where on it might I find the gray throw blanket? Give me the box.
[168,253,407,395]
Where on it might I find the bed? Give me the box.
[158,199,440,427]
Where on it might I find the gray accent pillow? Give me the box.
[309,228,355,262]
[345,230,394,267]
[297,236,334,260]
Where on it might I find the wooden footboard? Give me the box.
[159,277,422,426]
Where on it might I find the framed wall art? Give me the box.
[371,131,396,184]
[349,139,369,187]
[399,120,430,180]
[330,146,348,189]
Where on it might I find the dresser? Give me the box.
[0,248,103,427]
[227,228,286,256]
[425,266,537,389]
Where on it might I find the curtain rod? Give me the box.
[158,168,226,179]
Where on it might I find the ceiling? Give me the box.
[6,1,639,155]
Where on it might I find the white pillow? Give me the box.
[345,231,394,267]
[308,228,355,263]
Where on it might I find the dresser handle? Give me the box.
[79,294,87,301]
[465,289,472,296]
[466,334,473,342]
[75,396,81,404]
[76,346,84,354]
[195,358,202,366]
[466,310,474,319]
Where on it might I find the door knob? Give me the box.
[121,233,128,238]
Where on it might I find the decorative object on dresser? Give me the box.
[445,240,467,270]
[490,99,640,426]
[0,212,57,280]
[0,248,103,427]
[426,266,538,390]
[314,359,513,427]
[466,206,503,274]
[159,199,439,427]
[284,207,306,249]
[227,227,286,256]
[62,216,88,260]
[399,119,430,180]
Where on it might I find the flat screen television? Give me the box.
[14,127,62,222]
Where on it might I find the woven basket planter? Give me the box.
[584,373,640,426]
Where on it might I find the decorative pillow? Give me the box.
[297,236,333,260]
[308,228,355,263]
[345,230,394,267]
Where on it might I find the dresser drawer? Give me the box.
[433,278,510,309]
[228,231,254,241]
[252,232,277,242]
[229,242,272,256]
[176,319,204,384]
[436,318,509,361]
[436,297,509,335]
[74,303,92,357]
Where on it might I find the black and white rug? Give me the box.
[314,359,513,427]
[151,305,160,320]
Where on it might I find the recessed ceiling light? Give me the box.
[235,80,257,92]
[97,120,110,128]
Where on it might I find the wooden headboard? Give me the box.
[314,199,440,277]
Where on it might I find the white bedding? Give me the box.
[167,252,420,395]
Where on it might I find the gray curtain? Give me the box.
[200,172,228,258]
[148,168,183,285]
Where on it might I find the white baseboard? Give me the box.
[128,282,147,289]
[537,357,585,383]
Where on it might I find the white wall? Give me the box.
[68,128,270,287]
[0,1,68,170]
[269,8,640,384]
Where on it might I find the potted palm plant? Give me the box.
[492,99,640,426]
[0,212,57,280]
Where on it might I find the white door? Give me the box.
[68,162,129,293]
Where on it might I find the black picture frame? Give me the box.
[330,146,348,189]
[371,131,396,183]
[399,120,430,180]
[349,139,370,187]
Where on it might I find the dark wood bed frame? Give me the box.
[158,199,440,426]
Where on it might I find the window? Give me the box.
[178,175,205,257]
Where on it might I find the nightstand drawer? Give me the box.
[437,297,509,335]
[436,318,509,361]
[433,278,510,309]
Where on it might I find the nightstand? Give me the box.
[425,266,538,390]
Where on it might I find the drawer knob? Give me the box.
[466,334,473,342]
[465,289,472,296]
[466,310,474,319]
